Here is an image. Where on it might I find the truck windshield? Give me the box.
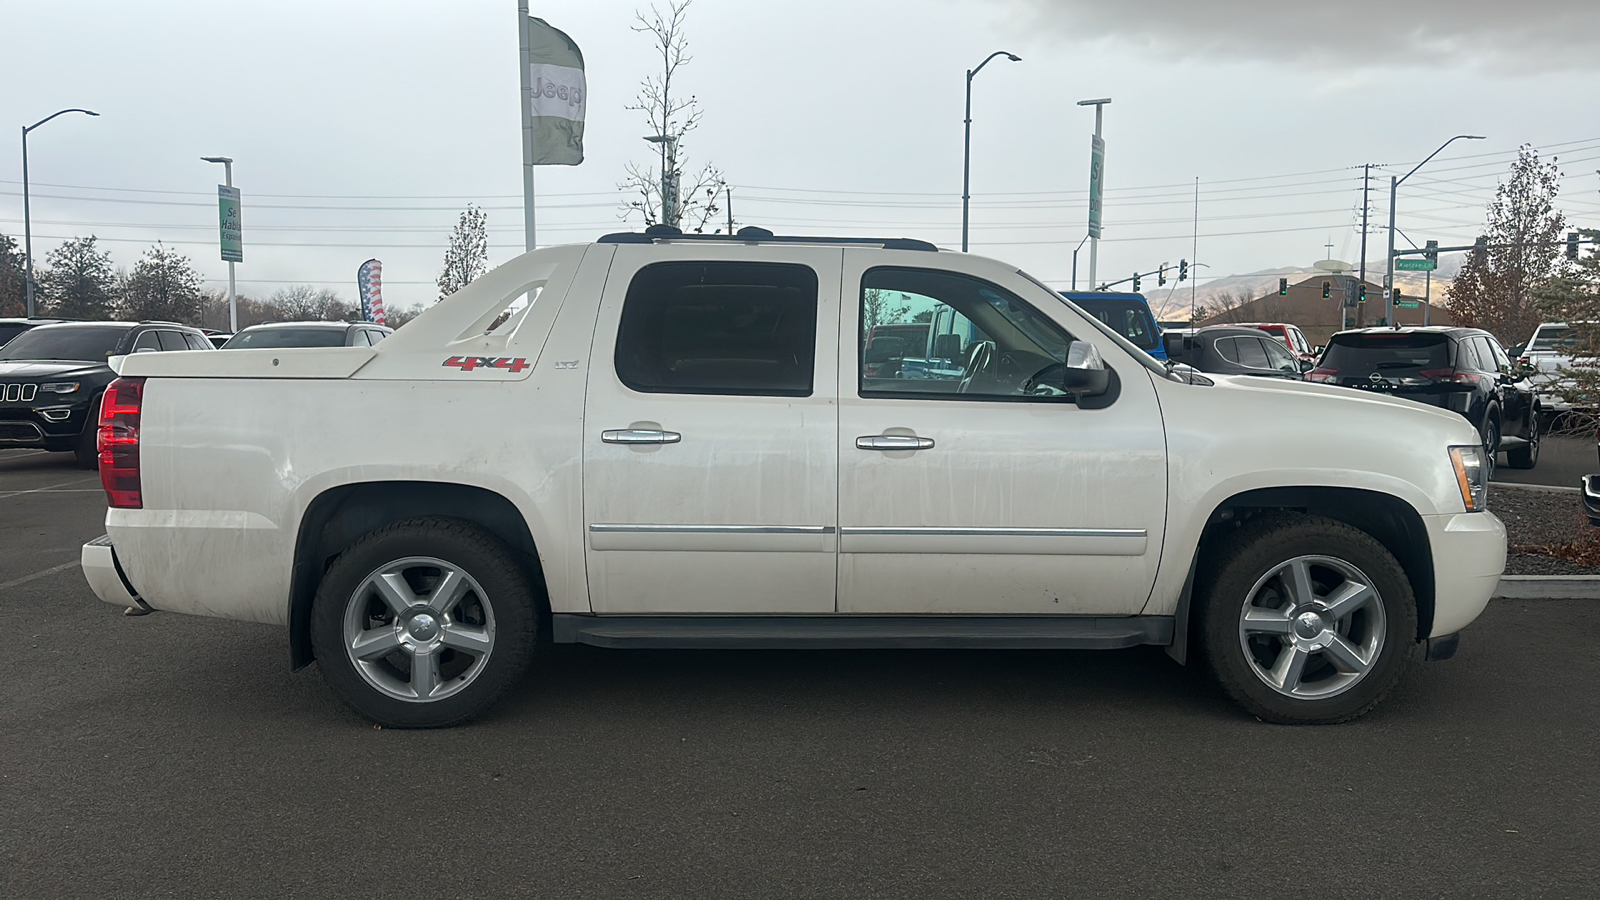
[1073,298,1160,352]
[224,327,349,349]
[0,325,127,362]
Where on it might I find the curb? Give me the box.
[1494,575,1600,599]
[1490,481,1581,494]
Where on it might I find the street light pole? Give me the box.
[1077,98,1111,291]
[202,156,237,332]
[962,50,1020,253]
[1385,134,1484,324]
[21,108,99,317]
[1070,233,1089,291]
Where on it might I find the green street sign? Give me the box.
[1396,258,1436,271]
[217,185,243,263]
[1397,300,1421,309]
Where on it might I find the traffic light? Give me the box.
[1425,240,1438,262]
[1159,264,1167,286]
[1278,277,1289,296]
[1178,259,1188,281]
[1321,281,1331,299]
[1568,232,1581,261]
[1132,272,1141,292]
[1358,284,1367,304]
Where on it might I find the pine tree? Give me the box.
[39,235,116,319]
[1444,144,1565,345]
[437,205,488,301]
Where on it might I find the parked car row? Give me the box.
[0,319,391,466]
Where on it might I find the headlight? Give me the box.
[39,382,80,394]
[1449,445,1488,512]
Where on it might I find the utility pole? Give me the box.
[1357,163,1371,328]
[726,186,733,235]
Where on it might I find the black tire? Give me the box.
[1195,512,1418,725]
[1505,407,1540,469]
[309,517,538,728]
[73,421,98,470]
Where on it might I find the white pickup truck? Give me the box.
[81,229,1506,728]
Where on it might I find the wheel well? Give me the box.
[287,481,546,670]
[1192,487,1435,642]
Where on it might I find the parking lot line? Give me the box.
[0,476,101,500]
[0,561,80,592]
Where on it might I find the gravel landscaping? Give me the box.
[1490,483,1600,575]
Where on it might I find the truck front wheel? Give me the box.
[1195,512,1418,725]
[309,517,537,728]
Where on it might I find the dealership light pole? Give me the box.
[201,156,239,331]
[962,50,1020,252]
[1385,134,1483,324]
[1078,97,1110,291]
[22,108,99,317]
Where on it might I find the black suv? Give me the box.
[1163,326,1307,379]
[1307,326,1539,475]
[0,321,213,467]
[0,317,71,348]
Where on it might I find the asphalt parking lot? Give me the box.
[3,447,1599,898]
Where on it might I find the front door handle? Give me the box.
[602,429,682,444]
[856,434,935,451]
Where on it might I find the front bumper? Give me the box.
[80,535,150,612]
[1424,511,1506,637]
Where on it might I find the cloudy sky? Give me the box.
[3,0,1598,315]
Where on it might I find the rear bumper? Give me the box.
[1424,511,1506,637]
[80,535,149,611]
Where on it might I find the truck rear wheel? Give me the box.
[309,517,537,728]
[1195,512,1418,725]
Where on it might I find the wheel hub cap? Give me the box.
[1293,610,1326,639]
[407,612,439,641]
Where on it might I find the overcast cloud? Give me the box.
[1007,0,1600,72]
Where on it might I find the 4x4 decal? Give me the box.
[442,356,531,373]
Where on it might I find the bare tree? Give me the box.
[619,0,726,232]
[267,284,345,321]
[1445,144,1566,345]
[437,205,489,301]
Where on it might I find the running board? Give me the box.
[551,614,1173,650]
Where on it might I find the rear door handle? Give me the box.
[602,429,682,444]
[855,434,934,451]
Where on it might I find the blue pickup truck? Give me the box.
[1059,292,1166,361]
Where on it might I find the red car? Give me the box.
[1234,322,1315,363]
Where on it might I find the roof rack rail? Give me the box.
[598,225,937,252]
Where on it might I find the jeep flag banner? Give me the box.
[524,16,585,166]
[357,259,385,325]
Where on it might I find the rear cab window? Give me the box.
[614,261,818,397]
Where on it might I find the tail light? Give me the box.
[98,377,146,509]
[1419,368,1481,385]
[1305,367,1337,383]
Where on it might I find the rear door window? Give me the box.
[615,261,818,397]
[157,331,189,352]
[131,331,161,353]
[1233,337,1271,369]
[1321,333,1450,376]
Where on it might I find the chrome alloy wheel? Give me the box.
[1236,555,1387,700]
[341,557,496,702]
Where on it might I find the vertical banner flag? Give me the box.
[1086,135,1105,240]
[357,259,385,325]
[217,185,243,262]
[525,17,586,165]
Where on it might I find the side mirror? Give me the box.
[1060,340,1111,395]
[1299,358,1315,373]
